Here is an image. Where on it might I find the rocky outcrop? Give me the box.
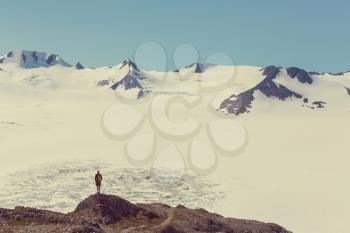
[286,67,313,84]
[72,194,158,224]
[0,193,292,233]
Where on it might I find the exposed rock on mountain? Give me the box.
[312,101,326,108]
[345,87,350,96]
[220,66,304,115]
[174,63,215,73]
[75,62,84,70]
[119,59,139,71]
[110,59,147,98]
[286,67,313,84]
[0,50,72,68]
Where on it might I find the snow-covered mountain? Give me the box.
[0,50,71,68]
[218,66,350,115]
[0,49,349,115]
[110,59,147,98]
[219,66,312,114]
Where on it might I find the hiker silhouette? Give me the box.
[95,170,103,194]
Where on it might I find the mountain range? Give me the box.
[1,49,349,115]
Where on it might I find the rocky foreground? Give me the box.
[0,193,291,233]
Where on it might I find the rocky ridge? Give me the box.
[0,193,292,233]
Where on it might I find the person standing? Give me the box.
[95,170,103,194]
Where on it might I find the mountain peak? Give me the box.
[75,62,84,70]
[220,65,311,115]
[119,59,139,71]
[261,66,313,84]
[0,49,71,68]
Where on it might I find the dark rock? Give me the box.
[267,223,290,233]
[21,53,26,63]
[220,66,302,115]
[257,79,302,100]
[110,71,143,90]
[312,101,326,108]
[345,87,350,96]
[72,194,157,224]
[119,59,139,71]
[0,206,70,224]
[159,225,185,233]
[75,62,84,70]
[97,80,110,86]
[0,193,291,233]
[175,63,215,73]
[110,71,146,98]
[71,222,104,233]
[303,98,309,103]
[331,72,345,76]
[220,89,255,115]
[188,63,207,73]
[140,203,291,233]
[0,50,71,68]
[308,71,320,75]
[286,67,313,84]
[261,66,281,79]
[32,51,39,62]
[46,54,58,65]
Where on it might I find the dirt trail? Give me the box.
[119,208,176,233]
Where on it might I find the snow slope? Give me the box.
[0,50,349,233]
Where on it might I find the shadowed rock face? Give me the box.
[286,67,313,84]
[75,62,84,70]
[174,63,215,73]
[345,87,350,96]
[109,59,146,98]
[97,80,110,86]
[110,71,146,98]
[188,63,211,73]
[119,59,139,71]
[45,54,62,66]
[220,66,303,115]
[220,89,255,115]
[0,193,292,233]
[110,71,143,90]
[7,51,14,57]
